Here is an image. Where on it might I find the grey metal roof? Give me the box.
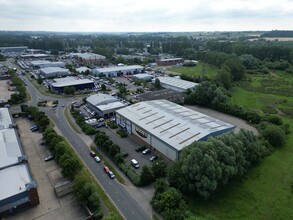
[153,77,198,90]
[86,93,118,106]
[0,108,13,129]
[51,77,94,87]
[0,164,32,201]
[94,65,144,73]
[40,67,69,75]
[116,100,235,151]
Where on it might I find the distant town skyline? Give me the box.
[1,0,292,32]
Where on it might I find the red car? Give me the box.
[104,166,110,173]
[90,151,96,157]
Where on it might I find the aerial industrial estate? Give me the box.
[0,29,292,220]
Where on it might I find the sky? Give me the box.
[0,0,292,32]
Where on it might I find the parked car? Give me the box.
[94,156,101,163]
[135,145,146,152]
[90,151,96,157]
[131,159,140,169]
[104,166,110,173]
[98,118,104,122]
[108,171,115,179]
[30,125,39,132]
[150,155,158,162]
[44,155,54,162]
[142,148,151,155]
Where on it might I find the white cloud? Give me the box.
[0,0,292,32]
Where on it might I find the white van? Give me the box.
[131,159,140,169]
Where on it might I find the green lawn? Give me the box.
[188,72,293,219]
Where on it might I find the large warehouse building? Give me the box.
[86,94,127,118]
[40,67,70,78]
[115,100,235,161]
[152,76,199,92]
[0,108,39,215]
[31,60,65,68]
[70,53,106,65]
[50,77,95,94]
[92,65,144,77]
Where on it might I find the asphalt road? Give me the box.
[10,62,151,220]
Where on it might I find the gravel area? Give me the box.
[185,104,259,134]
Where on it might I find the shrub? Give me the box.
[117,129,128,138]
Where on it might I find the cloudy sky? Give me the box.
[0,0,292,32]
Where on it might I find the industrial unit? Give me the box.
[152,76,198,92]
[0,108,39,215]
[92,65,144,77]
[40,67,70,78]
[86,93,127,118]
[115,100,235,161]
[50,77,95,94]
[132,73,154,81]
[70,53,106,65]
[157,58,184,66]
[137,88,184,102]
[31,60,65,68]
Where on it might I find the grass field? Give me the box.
[188,71,293,219]
[168,62,217,78]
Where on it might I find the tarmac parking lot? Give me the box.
[6,118,86,220]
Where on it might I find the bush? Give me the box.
[117,129,128,138]
[107,121,118,129]
[118,163,140,186]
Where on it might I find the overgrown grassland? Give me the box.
[189,72,293,219]
[168,62,217,78]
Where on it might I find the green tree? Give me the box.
[37,77,43,84]
[101,84,106,91]
[261,124,286,147]
[215,68,232,90]
[222,58,246,81]
[60,156,82,179]
[140,165,155,186]
[154,78,161,89]
[64,86,75,95]
[151,160,167,178]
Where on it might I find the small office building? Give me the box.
[50,77,95,94]
[115,100,235,161]
[86,94,127,118]
[152,76,198,92]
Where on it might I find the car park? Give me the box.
[150,155,158,162]
[44,155,54,162]
[108,171,115,179]
[142,148,151,155]
[94,156,101,163]
[90,151,96,157]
